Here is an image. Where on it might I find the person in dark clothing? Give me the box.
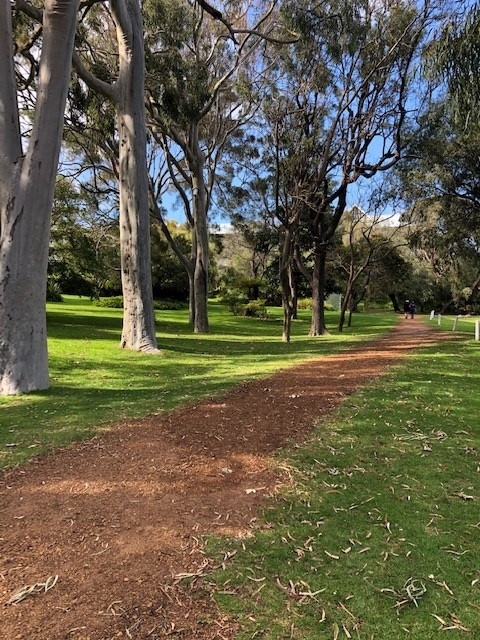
[404,299,410,319]
[409,301,416,319]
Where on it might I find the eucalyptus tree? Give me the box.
[396,104,480,312]
[427,0,480,126]
[409,2,480,310]
[269,0,435,337]
[145,0,289,333]
[0,0,80,395]
[72,0,159,352]
[262,102,306,340]
[214,107,303,339]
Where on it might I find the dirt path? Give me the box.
[1,319,443,639]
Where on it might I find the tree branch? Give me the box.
[72,51,115,100]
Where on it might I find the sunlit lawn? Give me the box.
[424,313,480,335]
[0,297,397,468]
[3,296,478,638]
[208,333,480,639]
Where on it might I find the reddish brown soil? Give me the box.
[1,319,442,640]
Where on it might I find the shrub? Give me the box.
[153,300,188,311]
[46,281,63,303]
[324,300,336,311]
[243,299,269,319]
[92,297,189,311]
[297,298,312,310]
[92,296,124,308]
[220,289,248,315]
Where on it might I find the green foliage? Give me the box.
[151,224,189,301]
[220,274,270,318]
[144,0,212,125]
[297,297,312,310]
[394,103,480,312]
[208,333,480,638]
[0,298,397,469]
[92,296,123,308]
[220,289,248,315]
[243,300,269,319]
[153,299,188,311]
[324,299,336,311]
[426,2,480,127]
[46,280,63,303]
[49,177,120,298]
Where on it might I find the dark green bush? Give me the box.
[243,299,269,318]
[91,297,189,311]
[153,300,188,311]
[92,296,123,308]
[46,281,63,302]
[297,297,312,310]
[220,290,248,315]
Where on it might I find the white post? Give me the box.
[475,320,480,341]
[429,310,435,320]
[452,316,459,331]
[437,314,442,326]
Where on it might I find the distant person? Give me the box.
[409,301,416,319]
[404,299,410,319]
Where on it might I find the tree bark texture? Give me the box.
[309,242,329,336]
[112,0,158,352]
[0,0,80,395]
[280,229,295,342]
[338,282,354,332]
[191,140,209,334]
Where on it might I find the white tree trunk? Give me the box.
[112,0,158,352]
[0,0,80,395]
[0,1,21,217]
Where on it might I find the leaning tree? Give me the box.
[0,0,80,395]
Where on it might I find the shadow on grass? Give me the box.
[1,303,399,469]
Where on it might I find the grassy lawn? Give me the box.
[425,314,480,336]
[207,333,480,639]
[0,297,397,469]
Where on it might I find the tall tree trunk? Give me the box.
[0,0,80,395]
[280,229,295,342]
[282,295,294,342]
[191,148,209,334]
[348,307,354,327]
[113,0,158,352]
[388,292,400,313]
[310,242,329,336]
[292,280,298,319]
[338,282,354,332]
[281,262,295,342]
[188,274,195,326]
[188,227,197,326]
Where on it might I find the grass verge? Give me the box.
[207,333,480,639]
[0,297,397,469]
[425,314,480,335]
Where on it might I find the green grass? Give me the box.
[425,313,480,335]
[0,297,397,469]
[207,334,480,639]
